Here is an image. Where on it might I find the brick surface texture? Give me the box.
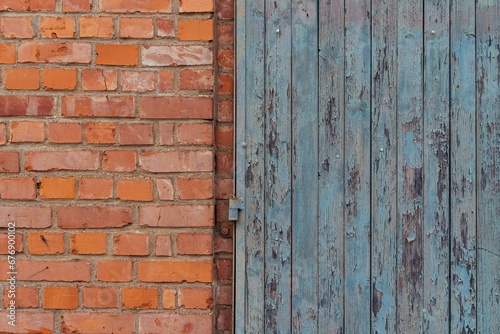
[0,0,234,332]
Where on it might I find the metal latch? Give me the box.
[228,196,244,221]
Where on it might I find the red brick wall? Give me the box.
[0,0,234,333]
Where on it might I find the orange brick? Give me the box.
[113,233,149,256]
[18,42,91,64]
[179,287,212,309]
[100,0,171,13]
[10,121,45,143]
[43,286,78,309]
[83,287,118,308]
[0,312,53,333]
[162,288,176,309]
[155,234,172,256]
[40,177,75,199]
[178,123,213,145]
[177,233,213,255]
[121,70,155,92]
[156,179,174,201]
[84,122,116,144]
[0,0,56,11]
[139,96,213,119]
[0,178,36,200]
[138,261,213,283]
[218,49,234,70]
[139,314,211,333]
[122,287,158,309]
[117,179,153,201]
[0,17,34,38]
[28,232,65,255]
[140,205,214,228]
[16,259,90,282]
[82,69,117,91]
[57,206,132,229]
[41,17,75,38]
[180,0,214,12]
[3,286,38,308]
[80,16,114,38]
[118,123,153,145]
[48,122,82,143]
[158,70,174,92]
[0,124,6,145]
[0,233,23,254]
[0,43,15,64]
[42,68,77,90]
[97,260,132,282]
[178,177,213,200]
[60,313,135,333]
[178,19,214,41]
[96,44,139,66]
[180,69,213,90]
[102,150,136,172]
[77,177,113,200]
[120,17,153,38]
[71,233,107,255]
[63,0,91,12]
[4,68,40,90]
[157,18,174,38]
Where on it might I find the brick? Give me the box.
[0,17,34,38]
[40,177,75,199]
[100,0,171,13]
[122,287,158,309]
[26,151,99,171]
[117,179,153,201]
[120,18,154,38]
[219,73,234,94]
[11,121,45,142]
[140,150,213,172]
[178,123,213,145]
[218,99,233,122]
[102,150,136,172]
[113,233,149,256]
[178,177,213,199]
[142,45,212,66]
[216,124,234,147]
[63,0,91,12]
[140,97,213,119]
[42,68,77,90]
[18,42,91,64]
[96,260,132,282]
[48,122,82,143]
[84,122,116,144]
[178,19,214,41]
[0,312,53,333]
[157,18,174,38]
[158,70,174,92]
[179,287,212,309]
[41,17,75,38]
[0,233,23,254]
[83,287,118,308]
[57,206,132,228]
[28,232,64,255]
[162,289,176,309]
[156,179,174,201]
[77,177,113,200]
[218,23,234,45]
[155,234,172,256]
[118,123,153,145]
[0,152,19,172]
[17,259,90,281]
[62,96,134,117]
[4,68,40,90]
[61,313,135,334]
[177,233,213,255]
[215,233,233,253]
[138,261,212,283]
[3,286,38,308]
[0,178,36,200]
[139,314,212,333]
[217,0,234,19]
[0,207,51,228]
[43,286,78,309]
[82,69,117,91]
[0,124,6,145]
[218,49,234,69]
[215,178,233,199]
[158,123,174,145]
[0,96,54,116]
[0,0,56,11]
[140,205,214,227]
[96,44,139,66]
[217,309,232,331]
[216,285,232,305]
[180,0,214,12]
[0,42,15,63]
[80,17,114,38]
[180,69,213,90]
[216,258,233,280]
[216,152,233,174]
[121,70,155,92]
[71,233,107,254]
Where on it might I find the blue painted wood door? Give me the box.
[234,0,500,332]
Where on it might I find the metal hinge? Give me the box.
[228,196,244,221]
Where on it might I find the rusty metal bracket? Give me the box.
[228,196,244,221]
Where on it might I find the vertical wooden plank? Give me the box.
[422,0,451,332]
[264,0,293,332]
[371,0,398,332]
[291,0,319,332]
[450,0,477,332]
[397,0,424,332]
[318,0,345,332]
[344,0,371,331]
[476,1,500,332]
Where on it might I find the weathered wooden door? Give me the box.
[234,0,499,332]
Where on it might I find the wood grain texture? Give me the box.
[318,0,346,332]
[371,0,398,332]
